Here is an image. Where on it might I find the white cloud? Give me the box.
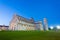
[56,25,60,29]
[50,26,54,29]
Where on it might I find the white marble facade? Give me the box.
[9,14,48,31]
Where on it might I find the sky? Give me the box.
[0,0,60,26]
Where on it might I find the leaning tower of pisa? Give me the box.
[43,18,48,31]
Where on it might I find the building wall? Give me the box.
[9,15,35,30]
[0,27,8,31]
[16,20,35,30]
[9,14,18,30]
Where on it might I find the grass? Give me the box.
[0,31,60,40]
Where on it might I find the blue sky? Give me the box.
[0,0,60,26]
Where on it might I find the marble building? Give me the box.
[9,14,48,31]
[43,18,48,31]
[0,25,9,31]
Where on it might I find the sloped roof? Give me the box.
[16,14,35,24]
[0,25,9,27]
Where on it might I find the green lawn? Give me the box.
[0,31,60,40]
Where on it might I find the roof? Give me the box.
[16,14,35,24]
[0,25,9,27]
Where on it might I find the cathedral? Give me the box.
[9,14,48,31]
